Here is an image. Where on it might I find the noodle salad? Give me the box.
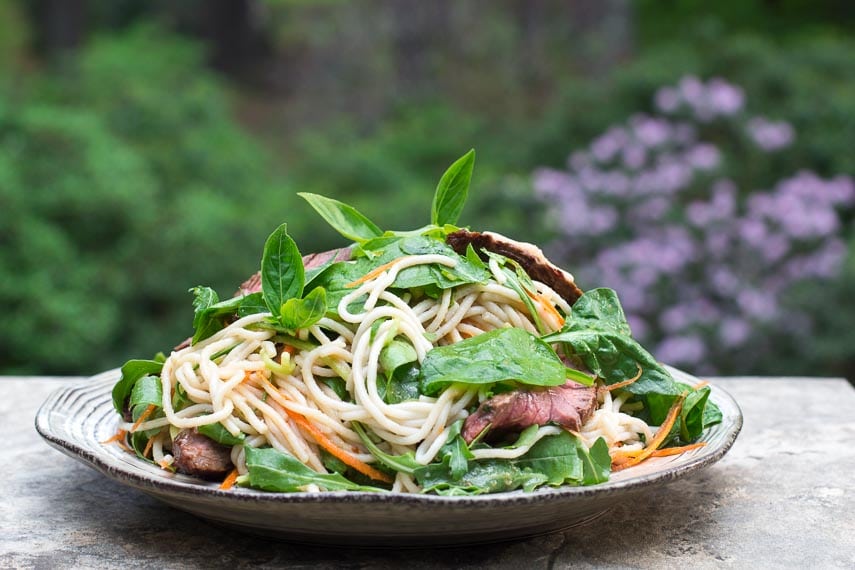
[109,150,721,495]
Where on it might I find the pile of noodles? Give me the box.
[122,254,653,492]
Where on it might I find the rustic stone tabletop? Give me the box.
[1,376,853,569]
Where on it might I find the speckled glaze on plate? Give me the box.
[35,366,742,546]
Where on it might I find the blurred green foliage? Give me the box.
[1,25,294,373]
[2,2,855,380]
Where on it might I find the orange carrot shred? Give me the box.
[130,404,157,433]
[259,377,393,484]
[345,258,409,288]
[694,380,710,390]
[524,289,566,328]
[612,391,687,472]
[142,437,154,459]
[649,442,707,457]
[602,364,643,392]
[219,468,240,490]
[101,429,127,445]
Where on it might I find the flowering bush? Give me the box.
[534,76,854,374]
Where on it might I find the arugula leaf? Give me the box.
[419,327,586,396]
[261,223,304,315]
[431,149,475,226]
[190,289,266,344]
[198,422,245,446]
[353,422,420,475]
[415,459,548,496]
[240,446,384,492]
[112,359,163,414]
[435,420,473,480]
[298,192,383,243]
[279,286,327,330]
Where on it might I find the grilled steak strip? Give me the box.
[172,428,234,480]
[446,229,583,305]
[461,380,597,444]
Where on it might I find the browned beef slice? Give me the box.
[446,229,583,305]
[172,429,234,480]
[461,380,597,443]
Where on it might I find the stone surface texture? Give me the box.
[1,376,854,569]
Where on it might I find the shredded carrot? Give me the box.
[612,391,687,472]
[282,345,297,355]
[157,459,173,470]
[345,258,410,288]
[130,404,157,433]
[602,364,643,392]
[649,442,707,457]
[259,377,393,484]
[101,429,127,444]
[142,437,154,459]
[219,468,240,490]
[694,380,710,390]
[524,288,565,328]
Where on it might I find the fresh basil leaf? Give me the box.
[298,192,383,243]
[190,290,265,344]
[112,359,163,414]
[420,327,583,396]
[129,374,163,419]
[198,422,245,446]
[279,286,327,330]
[431,149,475,226]
[237,292,267,317]
[353,422,420,475]
[261,223,304,315]
[191,286,219,330]
[241,446,384,492]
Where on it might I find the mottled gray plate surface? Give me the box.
[35,367,742,546]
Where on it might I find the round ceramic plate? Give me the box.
[35,367,742,546]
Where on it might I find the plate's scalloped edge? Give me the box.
[34,366,743,509]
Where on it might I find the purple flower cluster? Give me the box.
[534,76,854,372]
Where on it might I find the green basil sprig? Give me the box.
[431,149,475,226]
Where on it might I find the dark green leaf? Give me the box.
[436,420,473,480]
[261,223,304,315]
[129,374,162,419]
[241,446,384,492]
[191,286,219,331]
[279,286,327,330]
[384,363,421,404]
[191,290,266,344]
[416,459,548,496]
[580,437,611,485]
[567,288,632,336]
[198,422,245,446]
[112,359,163,414]
[543,328,682,424]
[298,192,383,243]
[353,422,420,475]
[419,327,577,395]
[431,149,475,226]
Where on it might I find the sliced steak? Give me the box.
[461,380,597,444]
[172,428,234,480]
[446,229,583,305]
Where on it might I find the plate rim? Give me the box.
[35,365,743,509]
